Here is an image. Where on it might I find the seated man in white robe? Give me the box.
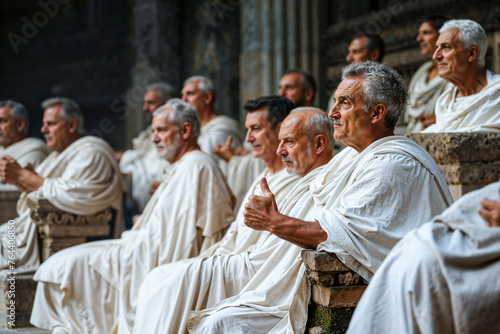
[0,100,50,191]
[0,97,123,274]
[347,181,500,334]
[216,69,318,210]
[405,16,449,132]
[119,82,175,212]
[186,61,454,333]
[181,76,243,174]
[30,99,236,334]
[423,19,500,132]
[133,107,334,334]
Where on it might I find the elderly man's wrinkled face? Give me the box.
[278,73,306,106]
[0,107,23,147]
[433,29,470,82]
[346,37,370,63]
[276,113,315,177]
[152,108,182,164]
[143,89,166,122]
[245,108,280,163]
[328,77,373,151]
[417,22,439,58]
[41,106,74,153]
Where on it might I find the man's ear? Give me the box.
[467,46,480,63]
[204,92,214,106]
[369,49,381,62]
[371,103,387,124]
[305,88,315,104]
[181,122,192,140]
[314,134,328,155]
[67,119,78,134]
[15,118,26,133]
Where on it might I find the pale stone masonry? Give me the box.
[406,133,500,201]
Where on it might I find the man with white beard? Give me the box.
[186,61,453,333]
[30,99,236,334]
[131,97,303,333]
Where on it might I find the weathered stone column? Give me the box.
[407,133,500,201]
[302,250,368,334]
[0,190,21,224]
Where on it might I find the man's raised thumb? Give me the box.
[225,135,233,147]
[260,177,274,197]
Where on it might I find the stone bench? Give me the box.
[406,132,500,201]
[1,197,115,330]
[0,190,21,224]
[302,250,368,334]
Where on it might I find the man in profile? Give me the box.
[31,99,236,334]
[119,82,175,212]
[424,19,500,132]
[0,100,50,191]
[0,97,123,273]
[346,34,385,63]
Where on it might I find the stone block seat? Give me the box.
[0,196,115,330]
[406,132,500,201]
[302,250,368,334]
[0,191,21,225]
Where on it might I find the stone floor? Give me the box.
[0,327,50,334]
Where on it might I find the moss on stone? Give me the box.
[306,304,355,334]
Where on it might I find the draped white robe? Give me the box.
[0,136,123,274]
[132,168,299,334]
[423,70,500,132]
[226,153,265,213]
[405,61,450,133]
[198,115,243,175]
[188,136,454,333]
[120,126,169,212]
[347,181,500,334]
[31,150,236,334]
[0,137,51,191]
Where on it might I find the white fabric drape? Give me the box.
[347,181,500,334]
[0,136,123,274]
[188,136,454,333]
[31,150,236,334]
[0,137,51,191]
[311,135,453,281]
[405,61,450,133]
[423,70,500,132]
[187,166,323,334]
[198,115,243,175]
[132,169,299,334]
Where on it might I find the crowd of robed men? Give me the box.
[0,18,500,333]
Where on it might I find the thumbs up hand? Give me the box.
[243,177,281,232]
[213,135,235,162]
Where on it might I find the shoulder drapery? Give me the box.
[424,70,500,132]
[347,181,500,334]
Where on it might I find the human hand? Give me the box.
[214,136,236,162]
[421,114,436,129]
[149,180,161,194]
[479,198,500,227]
[0,156,23,185]
[243,177,280,231]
